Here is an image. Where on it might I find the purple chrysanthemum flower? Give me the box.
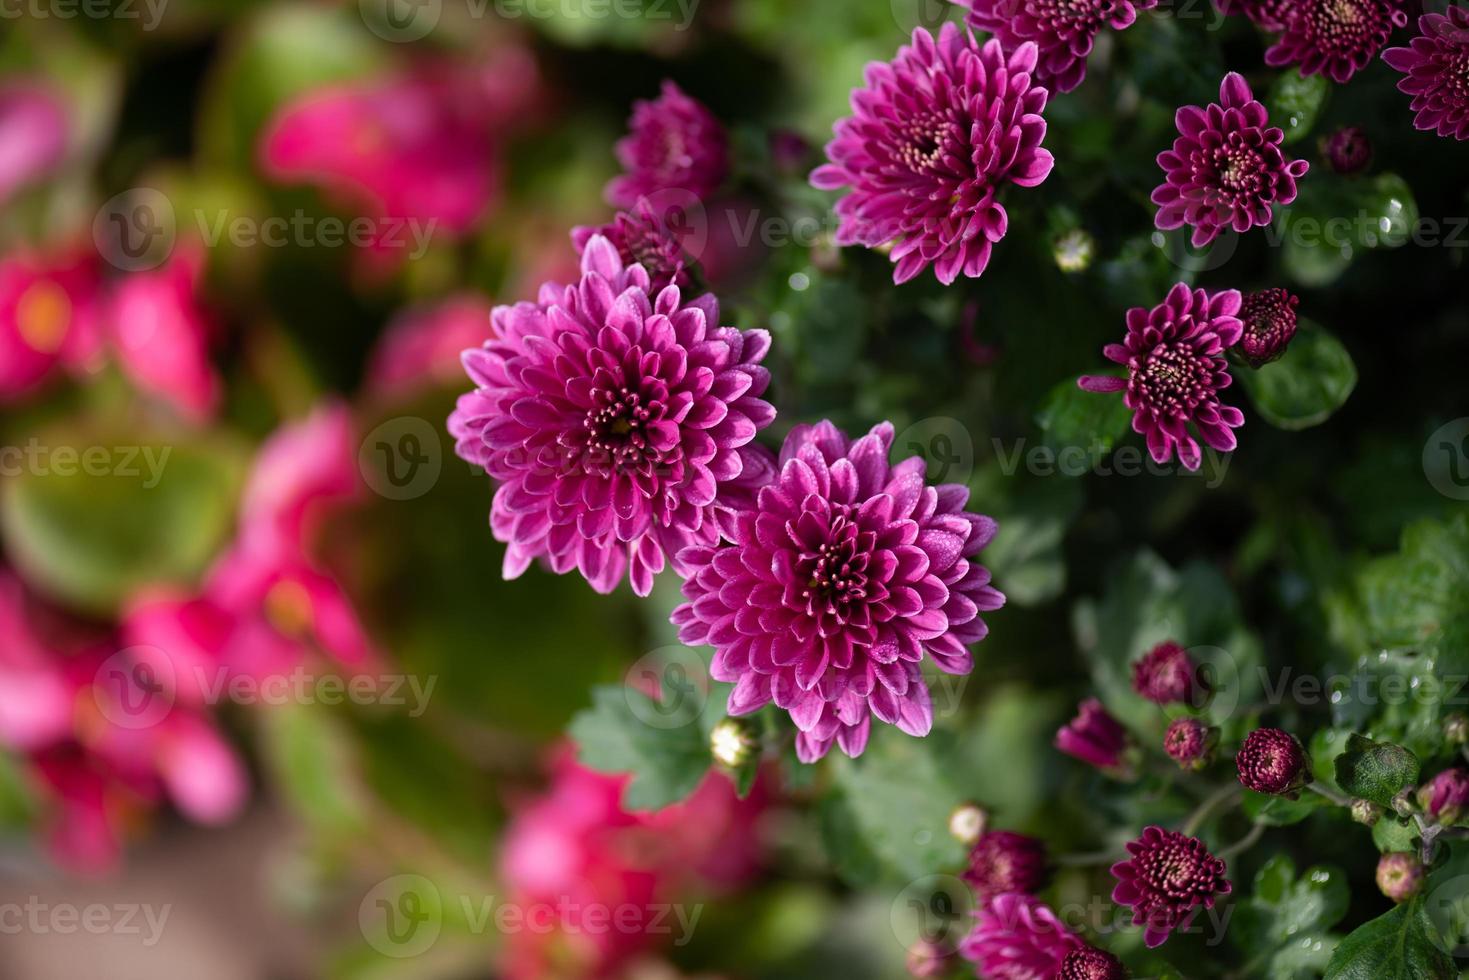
[1151,73,1309,248]
[1419,768,1469,825]
[1059,945,1130,980]
[572,200,695,293]
[959,893,1082,979]
[1383,8,1469,141]
[952,0,1159,93]
[1265,0,1409,83]
[1055,698,1131,773]
[810,24,1054,285]
[1077,283,1245,471]
[1235,727,1312,797]
[1131,641,1204,705]
[606,81,728,209]
[670,420,1004,763]
[1323,126,1373,175]
[1111,826,1231,948]
[963,830,1051,899]
[448,235,775,597]
[1164,717,1218,771]
[1214,0,1293,32]
[1236,287,1299,368]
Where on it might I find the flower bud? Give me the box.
[949,802,989,846]
[1419,768,1469,826]
[905,939,953,978]
[1131,641,1208,706]
[1055,698,1134,777]
[1053,228,1095,274]
[1235,727,1312,798]
[1393,788,1419,818]
[1060,945,1129,980]
[1376,851,1424,904]
[1351,799,1383,826]
[1322,126,1372,176]
[709,717,758,769]
[962,830,1050,899]
[1236,288,1299,368]
[1444,712,1469,745]
[1163,717,1218,771]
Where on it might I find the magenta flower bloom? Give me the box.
[1265,0,1409,83]
[1077,283,1245,471]
[1236,287,1299,368]
[606,81,728,209]
[952,0,1158,93]
[1055,698,1131,773]
[1419,768,1469,825]
[1059,946,1129,980]
[572,199,695,293]
[811,25,1053,285]
[0,82,67,205]
[450,236,775,596]
[1132,641,1204,705]
[959,893,1082,979]
[1151,73,1309,248]
[1111,826,1231,948]
[1383,7,1469,141]
[1235,726,1311,797]
[0,245,103,402]
[963,830,1051,899]
[1214,0,1293,32]
[671,420,1004,762]
[1163,717,1218,771]
[366,294,495,400]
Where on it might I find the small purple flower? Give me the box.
[958,892,1082,979]
[572,199,695,293]
[1214,0,1293,32]
[1164,717,1218,771]
[963,830,1050,899]
[1236,727,1312,797]
[1151,73,1309,248]
[1419,768,1469,825]
[1059,945,1130,980]
[448,235,775,596]
[1111,826,1231,948]
[1383,7,1469,141]
[671,420,1004,763]
[1265,0,1409,84]
[1376,851,1424,903]
[1055,698,1131,774]
[952,0,1159,94]
[1323,126,1373,175]
[606,81,728,208]
[1131,641,1204,705]
[811,25,1053,285]
[1077,283,1245,472]
[1236,288,1299,368]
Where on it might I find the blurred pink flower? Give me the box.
[0,82,67,204]
[105,244,221,424]
[365,293,493,399]
[499,749,767,979]
[0,573,75,750]
[260,51,539,261]
[0,245,104,402]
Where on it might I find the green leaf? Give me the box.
[1373,816,1420,853]
[1334,734,1420,809]
[1241,854,1350,947]
[974,469,1082,607]
[1237,321,1357,431]
[1268,71,1330,144]
[1036,378,1134,458]
[260,701,370,837]
[1323,898,1455,980]
[1269,934,1341,979]
[568,685,712,811]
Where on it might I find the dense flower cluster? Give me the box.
[1383,7,1469,141]
[1131,641,1204,705]
[1265,0,1409,83]
[811,24,1053,284]
[1235,727,1311,796]
[963,830,1051,898]
[607,80,729,208]
[1236,287,1299,368]
[951,0,1158,93]
[1164,716,1217,770]
[959,892,1081,978]
[1059,945,1130,980]
[1111,826,1232,947]
[1078,283,1245,471]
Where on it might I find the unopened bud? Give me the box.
[1351,799,1383,826]
[709,717,758,769]
[1053,228,1095,274]
[1376,851,1424,903]
[948,802,989,846]
[1444,713,1469,745]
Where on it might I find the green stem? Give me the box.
[1182,784,1242,837]
[1306,782,1350,807]
[1217,822,1266,861]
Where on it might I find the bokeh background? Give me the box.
[2,0,1467,978]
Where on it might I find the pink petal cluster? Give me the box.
[1111,826,1231,947]
[572,199,696,294]
[1214,0,1293,32]
[953,0,1160,93]
[1078,283,1245,471]
[0,244,104,402]
[1055,698,1131,772]
[365,293,494,400]
[0,81,67,204]
[671,421,1003,762]
[1264,0,1409,83]
[606,81,729,209]
[499,748,765,980]
[448,235,775,596]
[1151,73,1308,248]
[811,25,1053,285]
[958,892,1082,979]
[1383,7,1469,141]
